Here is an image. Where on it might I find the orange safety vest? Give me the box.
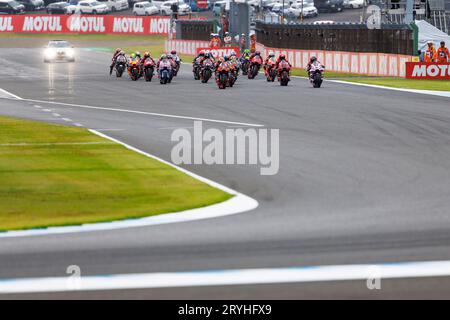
[424,47,437,62]
[437,47,450,63]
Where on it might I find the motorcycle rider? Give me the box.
[264,52,276,76]
[240,49,251,62]
[171,50,181,67]
[306,56,321,74]
[110,48,122,75]
[140,51,155,65]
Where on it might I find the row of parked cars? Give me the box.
[0,0,192,15]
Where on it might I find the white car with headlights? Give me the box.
[66,0,108,14]
[343,0,364,8]
[97,0,129,11]
[44,40,76,63]
[286,2,318,18]
[159,0,191,15]
[133,1,158,15]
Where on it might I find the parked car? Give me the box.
[133,1,158,14]
[286,2,318,18]
[0,0,25,13]
[46,1,68,13]
[159,0,191,15]
[270,2,285,13]
[44,40,75,63]
[66,0,109,13]
[189,0,210,11]
[97,0,128,11]
[15,0,44,10]
[343,0,364,8]
[314,0,344,12]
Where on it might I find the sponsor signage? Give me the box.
[0,15,170,35]
[196,47,241,58]
[406,62,450,79]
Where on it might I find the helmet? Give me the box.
[225,32,229,36]
[115,48,121,53]
[230,51,236,57]
[119,50,125,55]
[171,50,177,55]
[131,53,136,59]
[161,54,167,59]
[167,54,173,59]
[310,56,317,63]
[279,54,286,60]
[135,52,141,58]
[199,50,205,56]
[244,49,250,54]
[255,51,260,56]
[144,51,150,57]
[223,55,229,61]
[204,52,211,58]
[268,52,275,58]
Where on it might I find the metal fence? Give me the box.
[255,21,415,55]
[175,20,215,41]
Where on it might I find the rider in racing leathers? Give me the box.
[110,48,122,75]
[263,52,276,76]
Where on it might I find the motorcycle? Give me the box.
[309,62,324,88]
[193,57,202,80]
[248,55,263,80]
[115,55,127,78]
[240,56,250,75]
[159,60,173,85]
[265,60,276,82]
[143,58,155,82]
[228,63,238,87]
[128,59,141,81]
[200,59,214,83]
[172,58,180,77]
[216,63,230,90]
[278,60,291,86]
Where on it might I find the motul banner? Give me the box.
[405,62,450,80]
[0,15,170,35]
[196,47,241,58]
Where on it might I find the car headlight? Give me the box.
[44,48,56,59]
[66,48,75,57]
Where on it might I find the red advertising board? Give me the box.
[406,62,450,80]
[0,15,170,35]
[196,47,241,58]
[197,0,208,9]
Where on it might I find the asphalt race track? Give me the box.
[1,48,450,299]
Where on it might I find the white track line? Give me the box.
[0,96,264,127]
[0,129,258,238]
[2,260,450,294]
[0,88,22,100]
[0,142,115,147]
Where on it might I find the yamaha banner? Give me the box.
[0,15,170,35]
[406,62,450,80]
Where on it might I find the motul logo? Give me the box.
[197,47,240,58]
[149,18,169,34]
[22,16,62,32]
[0,17,13,32]
[406,62,450,79]
[69,16,105,33]
[113,17,143,33]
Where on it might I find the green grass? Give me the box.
[290,69,450,91]
[0,116,231,231]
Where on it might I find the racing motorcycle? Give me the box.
[216,62,230,90]
[159,59,173,85]
[309,62,325,88]
[240,56,250,76]
[278,60,291,86]
[265,60,276,82]
[200,58,214,83]
[228,63,238,87]
[172,57,181,77]
[115,54,127,78]
[248,55,263,80]
[193,57,202,80]
[128,59,141,81]
[143,57,155,82]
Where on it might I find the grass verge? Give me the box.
[0,116,232,231]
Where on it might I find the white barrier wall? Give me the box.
[256,43,413,77]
